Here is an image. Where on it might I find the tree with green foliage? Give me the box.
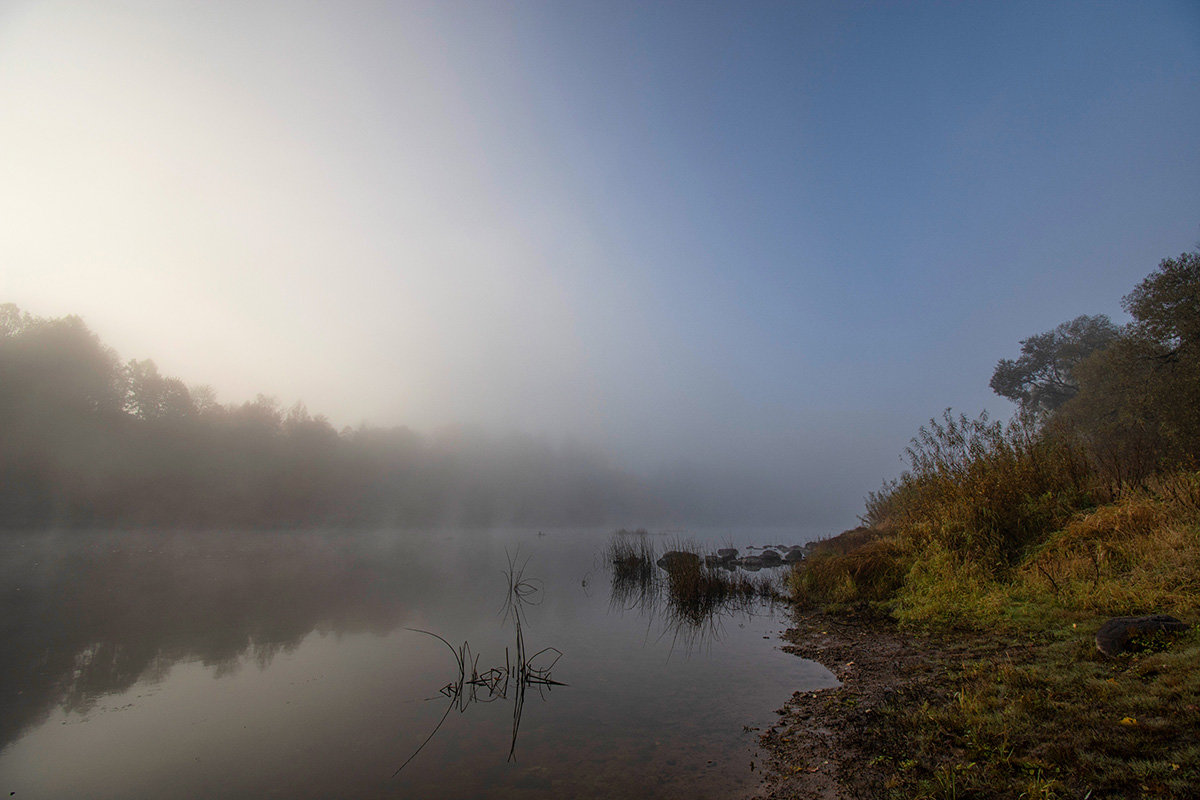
[1123,250,1200,356]
[989,314,1120,415]
[1061,251,1200,485]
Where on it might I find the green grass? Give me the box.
[877,627,1200,799]
[785,466,1200,799]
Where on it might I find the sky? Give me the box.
[1,0,1198,528]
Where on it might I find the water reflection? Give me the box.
[396,553,565,775]
[0,529,836,799]
[0,531,424,751]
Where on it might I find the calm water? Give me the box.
[0,528,836,799]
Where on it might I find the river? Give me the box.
[0,527,836,799]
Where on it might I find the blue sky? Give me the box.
[2,1,1198,526]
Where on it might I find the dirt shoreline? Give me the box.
[748,608,1012,799]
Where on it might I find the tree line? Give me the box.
[0,305,659,528]
[988,250,1199,491]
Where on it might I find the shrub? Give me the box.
[868,410,1094,571]
[789,537,907,606]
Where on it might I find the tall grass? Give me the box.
[871,410,1094,567]
[793,407,1200,626]
[606,534,657,584]
[1018,478,1200,617]
[790,536,906,606]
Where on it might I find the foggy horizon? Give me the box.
[3,1,1199,528]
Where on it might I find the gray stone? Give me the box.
[760,549,782,564]
[1095,614,1189,657]
[717,548,739,561]
[740,556,763,571]
[784,549,805,563]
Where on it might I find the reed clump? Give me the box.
[605,534,657,585]
[659,542,781,623]
[606,534,782,626]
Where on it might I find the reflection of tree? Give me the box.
[0,532,426,751]
[395,554,564,777]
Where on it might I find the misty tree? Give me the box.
[0,306,127,418]
[1059,251,1200,485]
[125,359,195,421]
[1123,250,1200,357]
[0,303,668,529]
[989,314,1119,415]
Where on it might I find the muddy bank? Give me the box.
[749,609,1014,799]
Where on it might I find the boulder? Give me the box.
[760,549,782,564]
[1095,615,1189,657]
[717,548,739,561]
[740,556,763,571]
[783,549,805,563]
[656,550,701,571]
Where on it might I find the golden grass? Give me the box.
[788,469,1200,798]
[1019,490,1200,617]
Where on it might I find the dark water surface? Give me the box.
[0,528,836,799]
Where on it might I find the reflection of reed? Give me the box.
[605,534,784,652]
[606,534,660,614]
[499,552,564,761]
[393,553,564,778]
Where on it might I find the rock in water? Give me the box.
[760,549,782,565]
[1095,615,1189,656]
[656,551,701,570]
[717,548,738,561]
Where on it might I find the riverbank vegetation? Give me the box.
[786,251,1200,798]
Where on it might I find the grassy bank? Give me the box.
[767,248,1200,797]
[785,460,1200,797]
